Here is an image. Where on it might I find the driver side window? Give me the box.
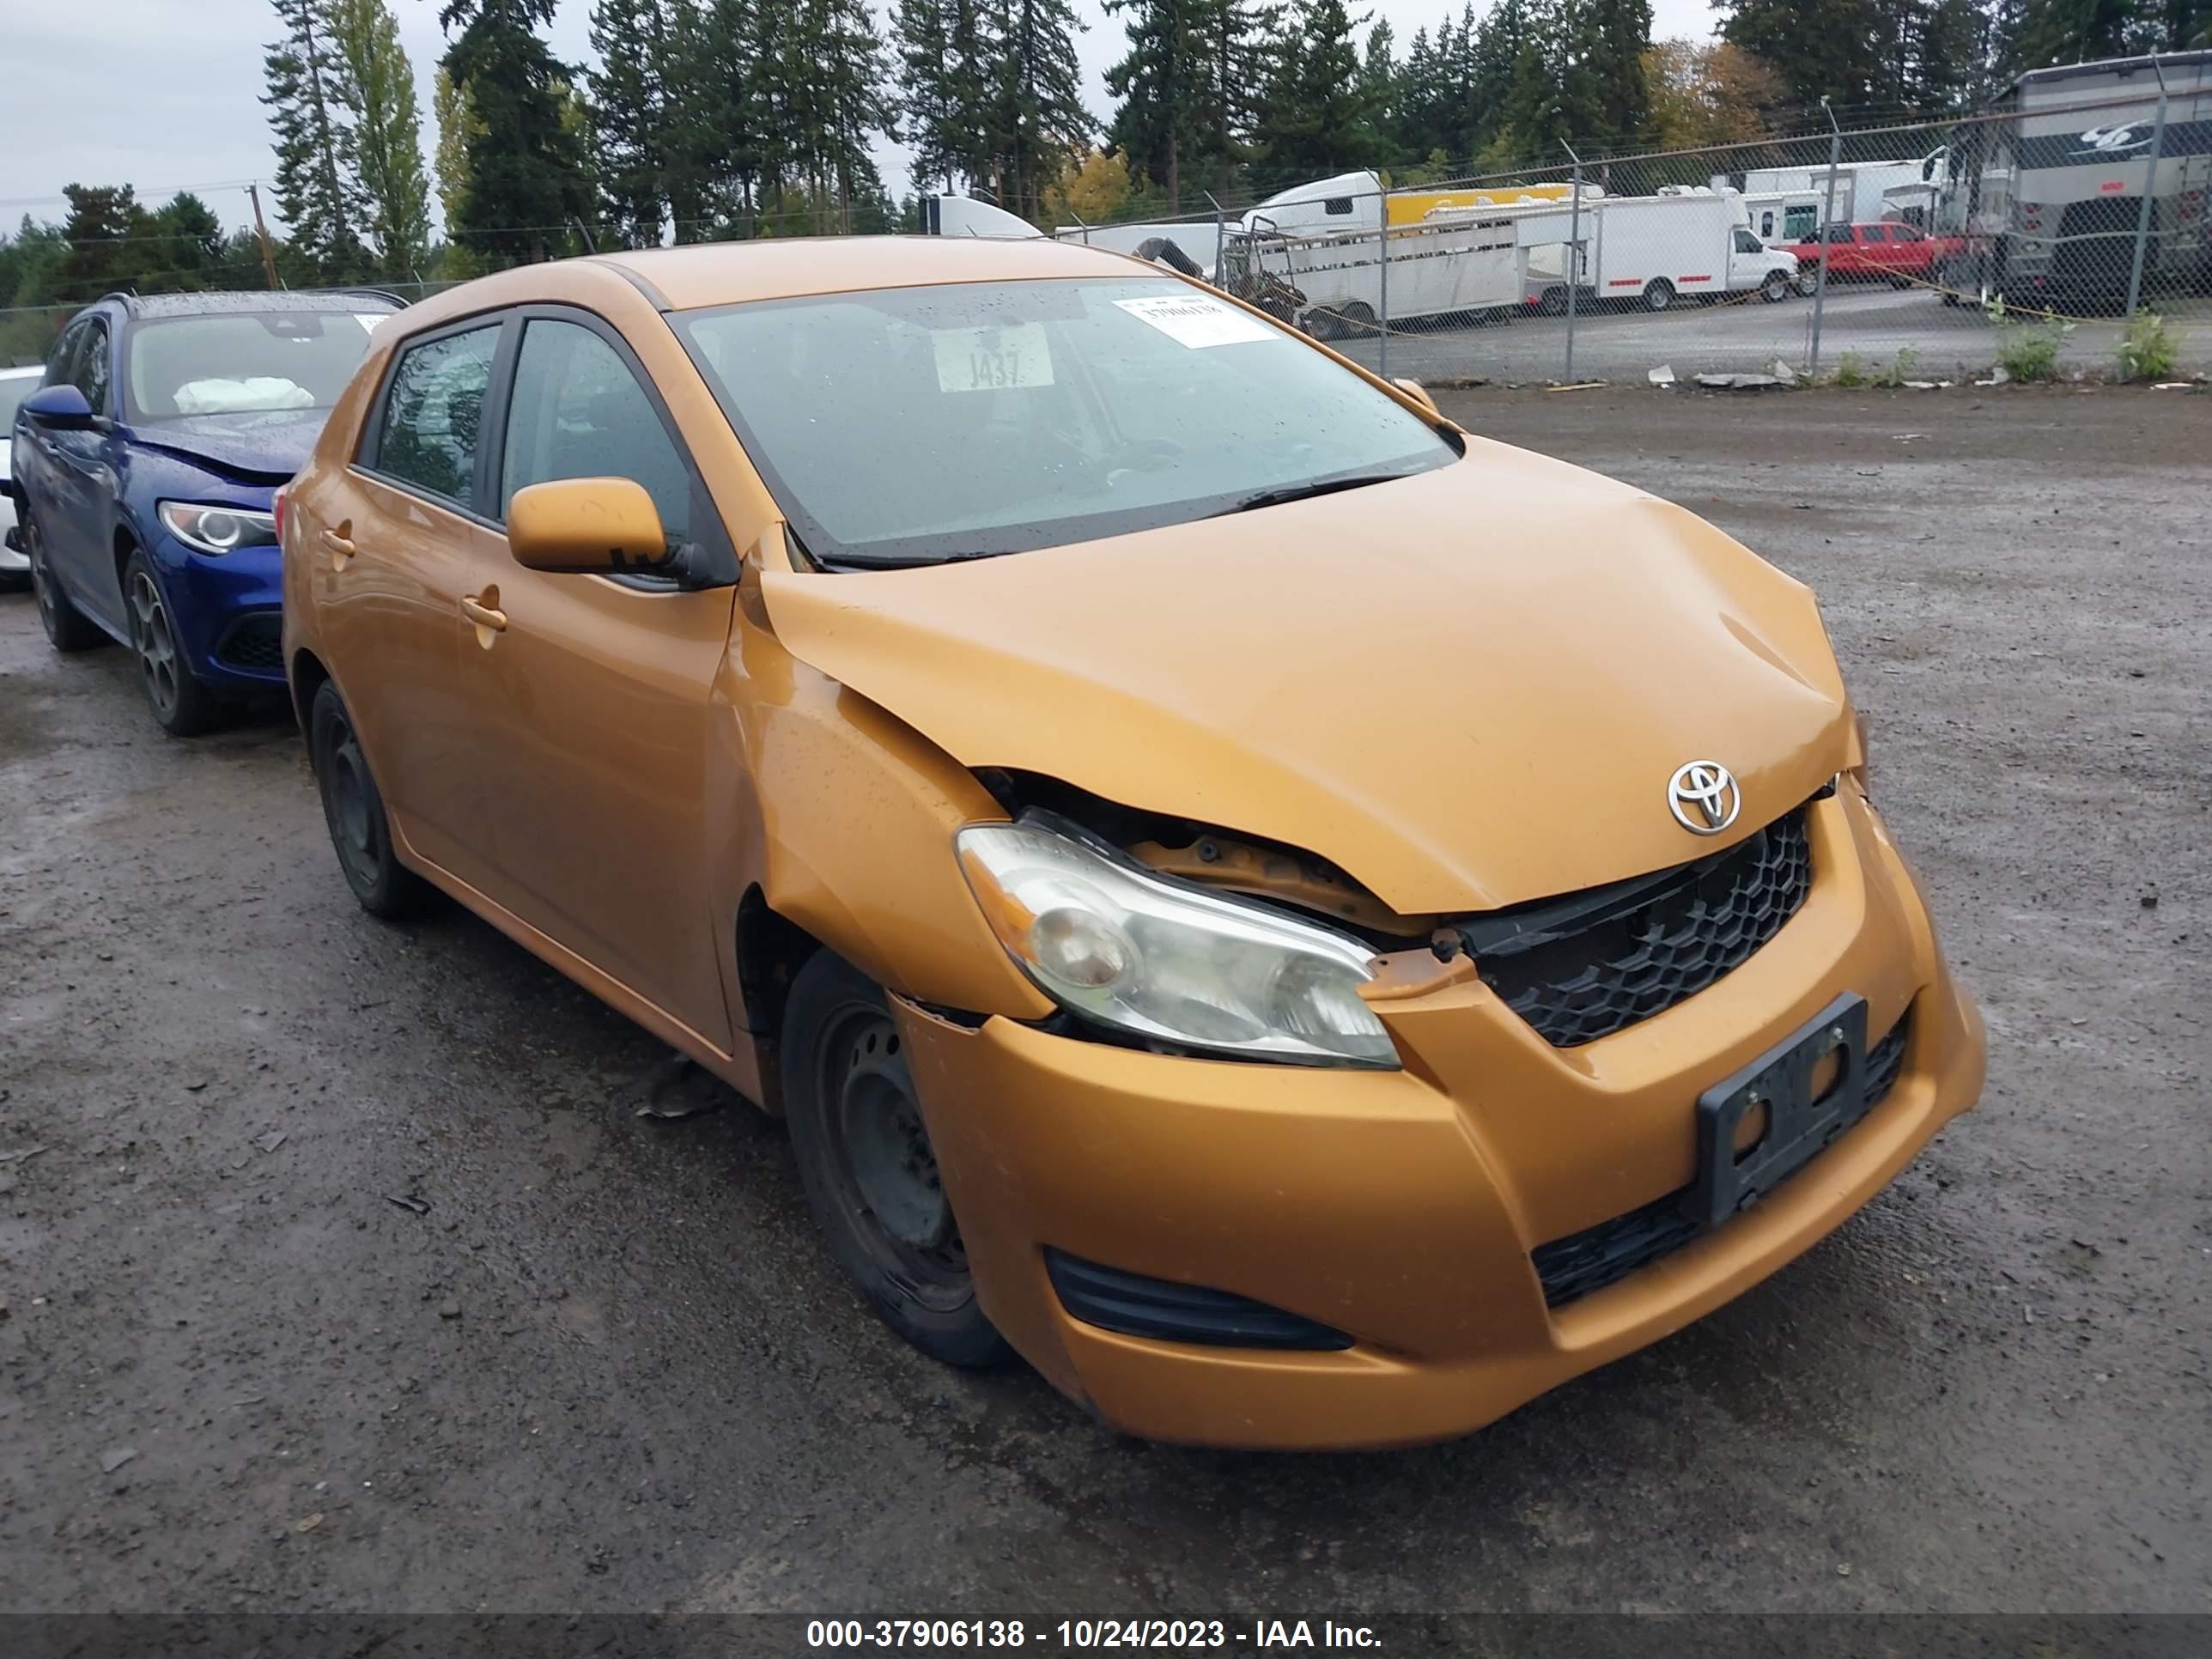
[499,318,691,547]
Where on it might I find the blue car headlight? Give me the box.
[159,501,278,556]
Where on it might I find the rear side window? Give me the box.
[373,325,500,505]
[499,319,690,545]
[1826,225,1853,244]
[1861,225,1889,242]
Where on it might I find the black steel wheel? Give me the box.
[122,551,220,735]
[308,679,430,918]
[24,511,104,653]
[782,951,1011,1369]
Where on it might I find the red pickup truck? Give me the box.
[1778,222,1966,293]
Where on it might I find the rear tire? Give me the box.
[1642,278,1674,313]
[24,511,104,653]
[123,551,223,736]
[781,951,1012,1370]
[308,680,431,919]
[1337,301,1377,337]
[1537,287,1567,317]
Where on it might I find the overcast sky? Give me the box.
[0,0,1717,238]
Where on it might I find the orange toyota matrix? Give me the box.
[282,239,1984,1449]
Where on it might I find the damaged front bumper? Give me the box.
[893,787,1984,1449]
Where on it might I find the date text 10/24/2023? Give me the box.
[806,1620,1383,1650]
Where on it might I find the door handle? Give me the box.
[320,528,356,558]
[460,593,507,633]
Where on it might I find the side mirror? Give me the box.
[507,477,672,575]
[22,384,95,431]
[1392,377,1439,416]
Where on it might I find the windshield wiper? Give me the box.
[1214,472,1419,516]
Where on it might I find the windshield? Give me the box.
[674,277,1455,566]
[126,310,388,421]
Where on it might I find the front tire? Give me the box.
[781,951,1012,1370]
[1761,269,1793,303]
[308,680,430,919]
[24,511,105,653]
[123,551,222,736]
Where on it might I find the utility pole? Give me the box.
[246,184,281,291]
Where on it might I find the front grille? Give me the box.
[1462,808,1814,1048]
[216,612,283,674]
[1530,1012,1913,1310]
[1045,1249,1352,1351]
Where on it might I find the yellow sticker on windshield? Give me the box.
[933,323,1054,393]
[1114,295,1275,348]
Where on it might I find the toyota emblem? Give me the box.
[1668,761,1741,836]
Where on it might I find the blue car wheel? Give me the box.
[123,550,223,736]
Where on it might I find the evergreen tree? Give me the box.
[1713,0,1884,118]
[1580,0,1653,147]
[327,0,432,279]
[264,0,368,283]
[986,0,1093,220]
[589,0,674,246]
[438,0,591,263]
[1253,0,1377,173]
[1356,20,1399,159]
[895,0,995,193]
[2012,0,2141,64]
[1104,0,1211,209]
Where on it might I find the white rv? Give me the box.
[1936,51,2212,305]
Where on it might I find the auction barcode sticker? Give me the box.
[1114,295,1275,349]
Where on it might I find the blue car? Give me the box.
[9,290,401,733]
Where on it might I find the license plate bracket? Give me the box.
[1683,993,1869,1229]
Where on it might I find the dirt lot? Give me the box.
[0,387,2206,1617]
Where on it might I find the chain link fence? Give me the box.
[1066,71,2212,387]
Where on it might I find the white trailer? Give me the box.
[1227,204,1531,337]
[1737,153,1946,221]
[1514,191,1802,313]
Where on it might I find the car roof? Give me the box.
[115,289,405,320]
[592,235,1147,311]
[389,235,1154,340]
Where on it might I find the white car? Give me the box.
[1,363,43,587]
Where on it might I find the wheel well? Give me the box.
[289,647,330,733]
[112,523,138,592]
[735,886,823,1041]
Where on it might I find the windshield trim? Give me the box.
[667,276,1459,569]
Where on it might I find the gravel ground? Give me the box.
[0,386,2205,1617]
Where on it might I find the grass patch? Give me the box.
[1995,324,2064,383]
[2115,310,2179,382]
[1875,346,1920,388]
[1830,349,1869,388]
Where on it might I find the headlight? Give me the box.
[956,814,1398,1068]
[159,501,277,556]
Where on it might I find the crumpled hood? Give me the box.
[126,405,330,483]
[760,440,1852,915]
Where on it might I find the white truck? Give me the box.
[1515,190,1802,313]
